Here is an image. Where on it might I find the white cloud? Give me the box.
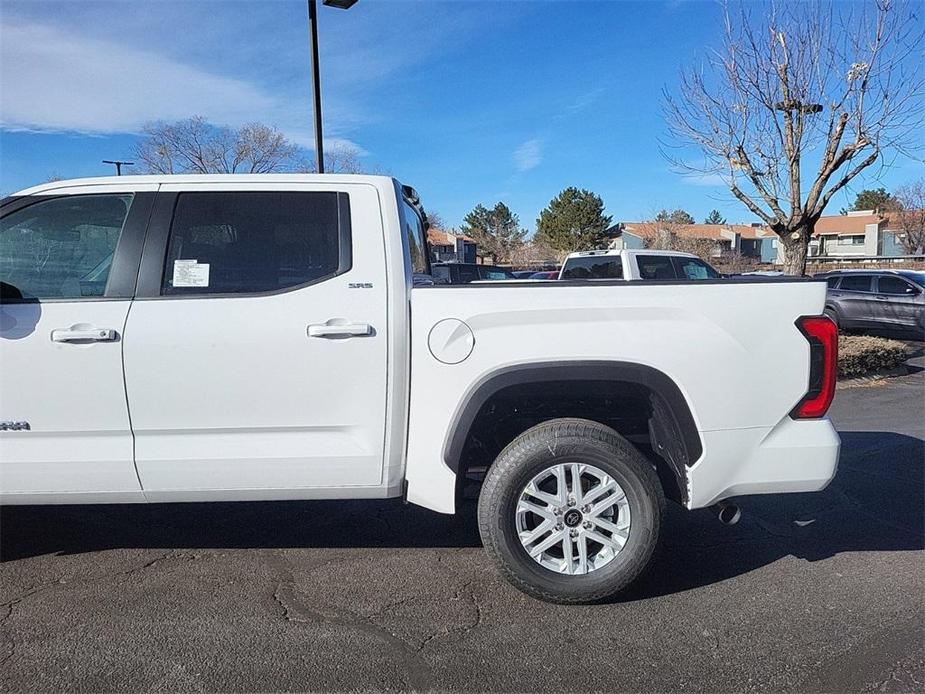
[0,19,365,155]
[513,138,543,172]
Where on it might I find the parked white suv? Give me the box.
[0,175,840,603]
[559,249,722,281]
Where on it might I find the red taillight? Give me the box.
[790,315,838,419]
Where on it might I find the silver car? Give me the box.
[820,270,925,336]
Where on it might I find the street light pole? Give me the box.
[306,0,358,174]
[102,160,133,176]
[307,0,325,173]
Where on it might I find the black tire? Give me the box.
[477,418,664,604]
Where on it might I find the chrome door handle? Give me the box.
[51,327,117,343]
[307,322,372,338]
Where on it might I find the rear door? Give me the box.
[834,274,875,326]
[0,187,154,499]
[122,182,389,497]
[874,275,922,328]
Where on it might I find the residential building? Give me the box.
[427,228,477,264]
[610,221,776,259]
[806,210,905,259]
[606,210,912,266]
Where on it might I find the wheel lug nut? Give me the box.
[555,523,564,531]
[583,521,592,529]
[581,505,591,513]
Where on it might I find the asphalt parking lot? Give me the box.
[2,368,923,693]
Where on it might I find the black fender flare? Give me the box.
[442,360,703,479]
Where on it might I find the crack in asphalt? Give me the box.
[272,582,435,693]
[265,549,489,693]
[0,584,59,670]
[416,580,485,652]
[0,551,199,671]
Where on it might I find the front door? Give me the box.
[123,183,389,496]
[0,189,154,500]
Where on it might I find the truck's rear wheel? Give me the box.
[477,418,664,604]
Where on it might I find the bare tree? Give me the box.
[295,144,365,174]
[509,239,563,267]
[135,117,299,174]
[423,210,447,231]
[664,1,924,274]
[889,179,925,254]
[644,218,719,260]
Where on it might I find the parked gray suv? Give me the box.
[819,270,925,336]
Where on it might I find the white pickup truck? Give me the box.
[559,248,722,281]
[0,175,840,603]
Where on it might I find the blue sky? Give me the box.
[1,0,922,230]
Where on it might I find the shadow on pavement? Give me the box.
[2,431,922,600]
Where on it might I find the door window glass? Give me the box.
[0,194,132,300]
[838,275,873,293]
[479,267,516,280]
[671,256,721,280]
[161,192,347,295]
[878,276,918,296]
[636,255,678,280]
[826,276,840,288]
[561,256,623,279]
[457,265,480,283]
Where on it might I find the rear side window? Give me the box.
[479,267,515,280]
[671,256,720,280]
[161,192,349,296]
[561,256,623,280]
[636,255,677,280]
[457,265,480,283]
[400,200,429,276]
[878,276,918,295]
[838,275,873,293]
[0,194,133,300]
[826,276,840,288]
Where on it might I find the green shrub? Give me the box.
[838,335,909,378]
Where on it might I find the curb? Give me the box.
[836,365,911,389]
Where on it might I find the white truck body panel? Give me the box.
[405,280,838,512]
[1,174,838,516]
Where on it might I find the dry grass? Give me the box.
[838,335,910,378]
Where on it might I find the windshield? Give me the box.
[561,256,623,280]
[899,271,925,288]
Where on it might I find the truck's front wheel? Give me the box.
[477,418,664,604]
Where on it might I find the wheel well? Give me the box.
[448,365,701,506]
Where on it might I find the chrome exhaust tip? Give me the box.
[713,501,741,525]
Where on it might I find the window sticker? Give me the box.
[172,259,210,287]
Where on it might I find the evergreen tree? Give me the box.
[459,202,525,263]
[534,187,612,253]
[655,208,695,225]
[840,188,893,214]
[704,209,726,225]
